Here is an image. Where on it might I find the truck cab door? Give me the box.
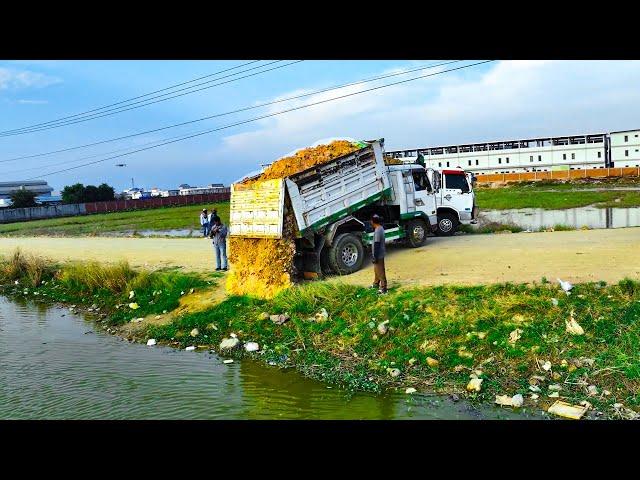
[412,169,437,227]
[442,169,474,222]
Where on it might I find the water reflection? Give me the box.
[0,297,537,420]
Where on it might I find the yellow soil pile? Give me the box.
[227,140,362,298]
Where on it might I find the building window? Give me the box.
[563,154,567,160]
[625,150,629,157]
[530,155,533,162]
[438,162,441,167]
[498,158,502,164]
[446,161,450,167]
[468,160,471,166]
[506,157,509,163]
[475,159,479,166]
[598,151,602,158]
[625,135,628,142]
[571,153,575,160]
[538,155,542,162]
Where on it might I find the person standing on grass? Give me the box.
[208,207,220,226]
[200,209,209,237]
[209,217,228,271]
[370,213,387,294]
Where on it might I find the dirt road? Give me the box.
[1,228,639,286]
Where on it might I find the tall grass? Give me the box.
[0,249,54,287]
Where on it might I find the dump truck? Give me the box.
[229,139,438,277]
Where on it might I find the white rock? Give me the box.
[511,394,524,408]
[542,360,552,371]
[405,387,417,394]
[244,342,260,352]
[185,346,196,351]
[467,378,483,392]
[146,339,157,346]
[190,328,199,337]
[219,337,240,350]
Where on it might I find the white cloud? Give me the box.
[214,60,640,180]
[0,67,61,91]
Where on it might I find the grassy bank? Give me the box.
[1,250,638,419]
[0,202,229,237]
[476,188,640,210]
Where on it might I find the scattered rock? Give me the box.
[244,342,260,352]
[270,313,290,325]
[529,385,541,393]
[541,360,552,371]
[190,328,199,337]
[185,346,196,351]
[450,394,460,402]
[405,387,417,394]
[530,393,539,400]
[466,378,483,392]
[146,339,157,346]
[426,357,439,367]
[219,337,240,350]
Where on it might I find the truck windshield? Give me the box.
[445,173,469,192]
[412,171,431,192]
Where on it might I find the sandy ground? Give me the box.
[1,228,639,287]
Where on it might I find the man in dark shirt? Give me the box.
[370,214,387,294]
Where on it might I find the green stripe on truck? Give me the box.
[298,187,393,237]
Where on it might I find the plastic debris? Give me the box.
[314,308,329,322]
[566,310,584,335]
[495,394,523,408]
[551,298,559,306]
[408,358,417,365]
[190,328,199,337]
[548,400,588,419]
[548,392,560,398]
[387,368,401,378]
[189,288,195,294]
[129,290,135,299]
[185,346,196,351]
[530,394,539,400]
[557,278,573,295]
[128,302,139,310]
[146,339,157,346]
[542,361,552,371]
[405,387,417,394]
[508,328,523,344]
[529,385,541,393]
[603,389,611,396]
[426,357,440,367]
[549,384,562,391]
[180,291,185,296]
[270,313,290,325]
[467,378,483,392]
[587,385,598,396]
[223,359,234,364]
[377,321,389,335]
[220,337,240,350]
[244,342,260,352]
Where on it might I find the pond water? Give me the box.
[479,206,640,231]
[0,297,537,420]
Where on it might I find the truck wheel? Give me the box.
[436,212,459,236]
[405,219,428,247]
[328,233,364,275]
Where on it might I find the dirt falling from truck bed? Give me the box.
[226,140,362,299]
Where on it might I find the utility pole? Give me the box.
[131,177,134,189]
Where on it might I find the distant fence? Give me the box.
[476,167,640,184]
[0,191,230,224]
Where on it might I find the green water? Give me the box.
[0,297,537,420]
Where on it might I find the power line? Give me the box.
[26,61,493,180]
[1,60,460,165]
[0,60,302,137]
[0,60,261,136]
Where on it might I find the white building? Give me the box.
[0,180,54,199]
[387,129,640,175]
[178,184,228,196]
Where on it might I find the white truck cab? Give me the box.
[427,166,478,235]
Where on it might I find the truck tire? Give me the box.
[436,212,459,236]
[328,233,364,275]
[405,219,428,247]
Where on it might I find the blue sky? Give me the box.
[1,60,639,193]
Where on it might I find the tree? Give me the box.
[61,183,86,204]
[97,183,115,201]
[9,189,38,208]
[84,185,99,202]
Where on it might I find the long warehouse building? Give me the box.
[386,128,640,175]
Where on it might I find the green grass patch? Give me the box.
[0,202,229,237]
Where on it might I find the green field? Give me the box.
[0,202,230,237]
[476,182,640,210]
